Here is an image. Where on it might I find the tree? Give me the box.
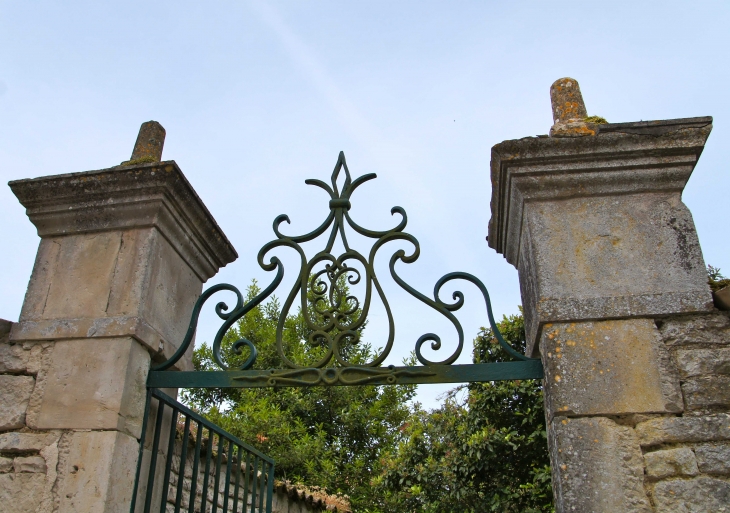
[374,310,553,513]
[183,281,416,512]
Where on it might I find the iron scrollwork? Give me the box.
[151,152,541,386]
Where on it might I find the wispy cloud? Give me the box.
[247,0,384,153]
[246,1,440,210]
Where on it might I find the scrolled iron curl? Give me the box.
[151,258,284,372]
[155,153,531,373]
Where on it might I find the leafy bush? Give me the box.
[374,311,553,513]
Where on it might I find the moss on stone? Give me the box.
[709,278,730,292]
[708,265,730,292]
[584,115,608,124]
[118,155,157,166]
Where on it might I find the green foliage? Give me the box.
[583,115,608,124]
[374,310,553,513]
[707,264,730,291]
[183,280,416,512]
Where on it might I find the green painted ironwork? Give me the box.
[149,152,543,387]
[130,388,275,513]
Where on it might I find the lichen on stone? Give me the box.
[118,155,157,167]
[584,115,608,124]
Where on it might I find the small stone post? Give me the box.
[129,120,166,163]
[1,123,236,512]
[489,79,730,511]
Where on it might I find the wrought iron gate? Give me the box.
[131,388,275,513]
[133,152,544,512]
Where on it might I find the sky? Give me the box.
[1,1,728,408]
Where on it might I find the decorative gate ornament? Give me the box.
[148,152,542,389]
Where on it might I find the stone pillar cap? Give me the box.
[9,161,237,281]
[488,116,712,267]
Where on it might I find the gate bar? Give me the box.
[148,360,544,389]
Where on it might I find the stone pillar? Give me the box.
[489,79,730,511]
[0,123,236,513]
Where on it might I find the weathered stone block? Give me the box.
[0,319,11,341]
[0,375,35,431]
[549,417,651,512]
[682,376,730,411]
[0,473,47,512]
[541,319,682,418]
[521,193,711,351]
[644,447,698,479]
[43,231,123,319]
[57,430,139,513]
[138,232,202,362]
[0,342,27,373]
[675,348,730,378]
[658,312,730,347]
[14,455,47,473]
[653,476,730,512]
[31,338,149,438]
[695,443,730,475]
[0,432,60,452]
[635,414,730,447]
[0,456,12,473]
[25,343,49,375]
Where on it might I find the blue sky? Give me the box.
[1,1,728,407]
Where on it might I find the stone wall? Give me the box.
[640,311,730,509]
[0,318,96,513]
[0,318,54,513]
[545,311,730,511]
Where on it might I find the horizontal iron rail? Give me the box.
[148,361,543,389]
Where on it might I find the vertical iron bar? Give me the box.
[232,446,242,513]
[242,452,251,512]
[222,439,234,513]
[159,407,179,513]
[200,430,214,512]
[257,462,265,513]
[249,457,258,513]
[129,388,152,513]
[266,461,275,513]
[174,416,191,513]
[188,422,204,513]
[212,432,225,513]
[143,398,166,513]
